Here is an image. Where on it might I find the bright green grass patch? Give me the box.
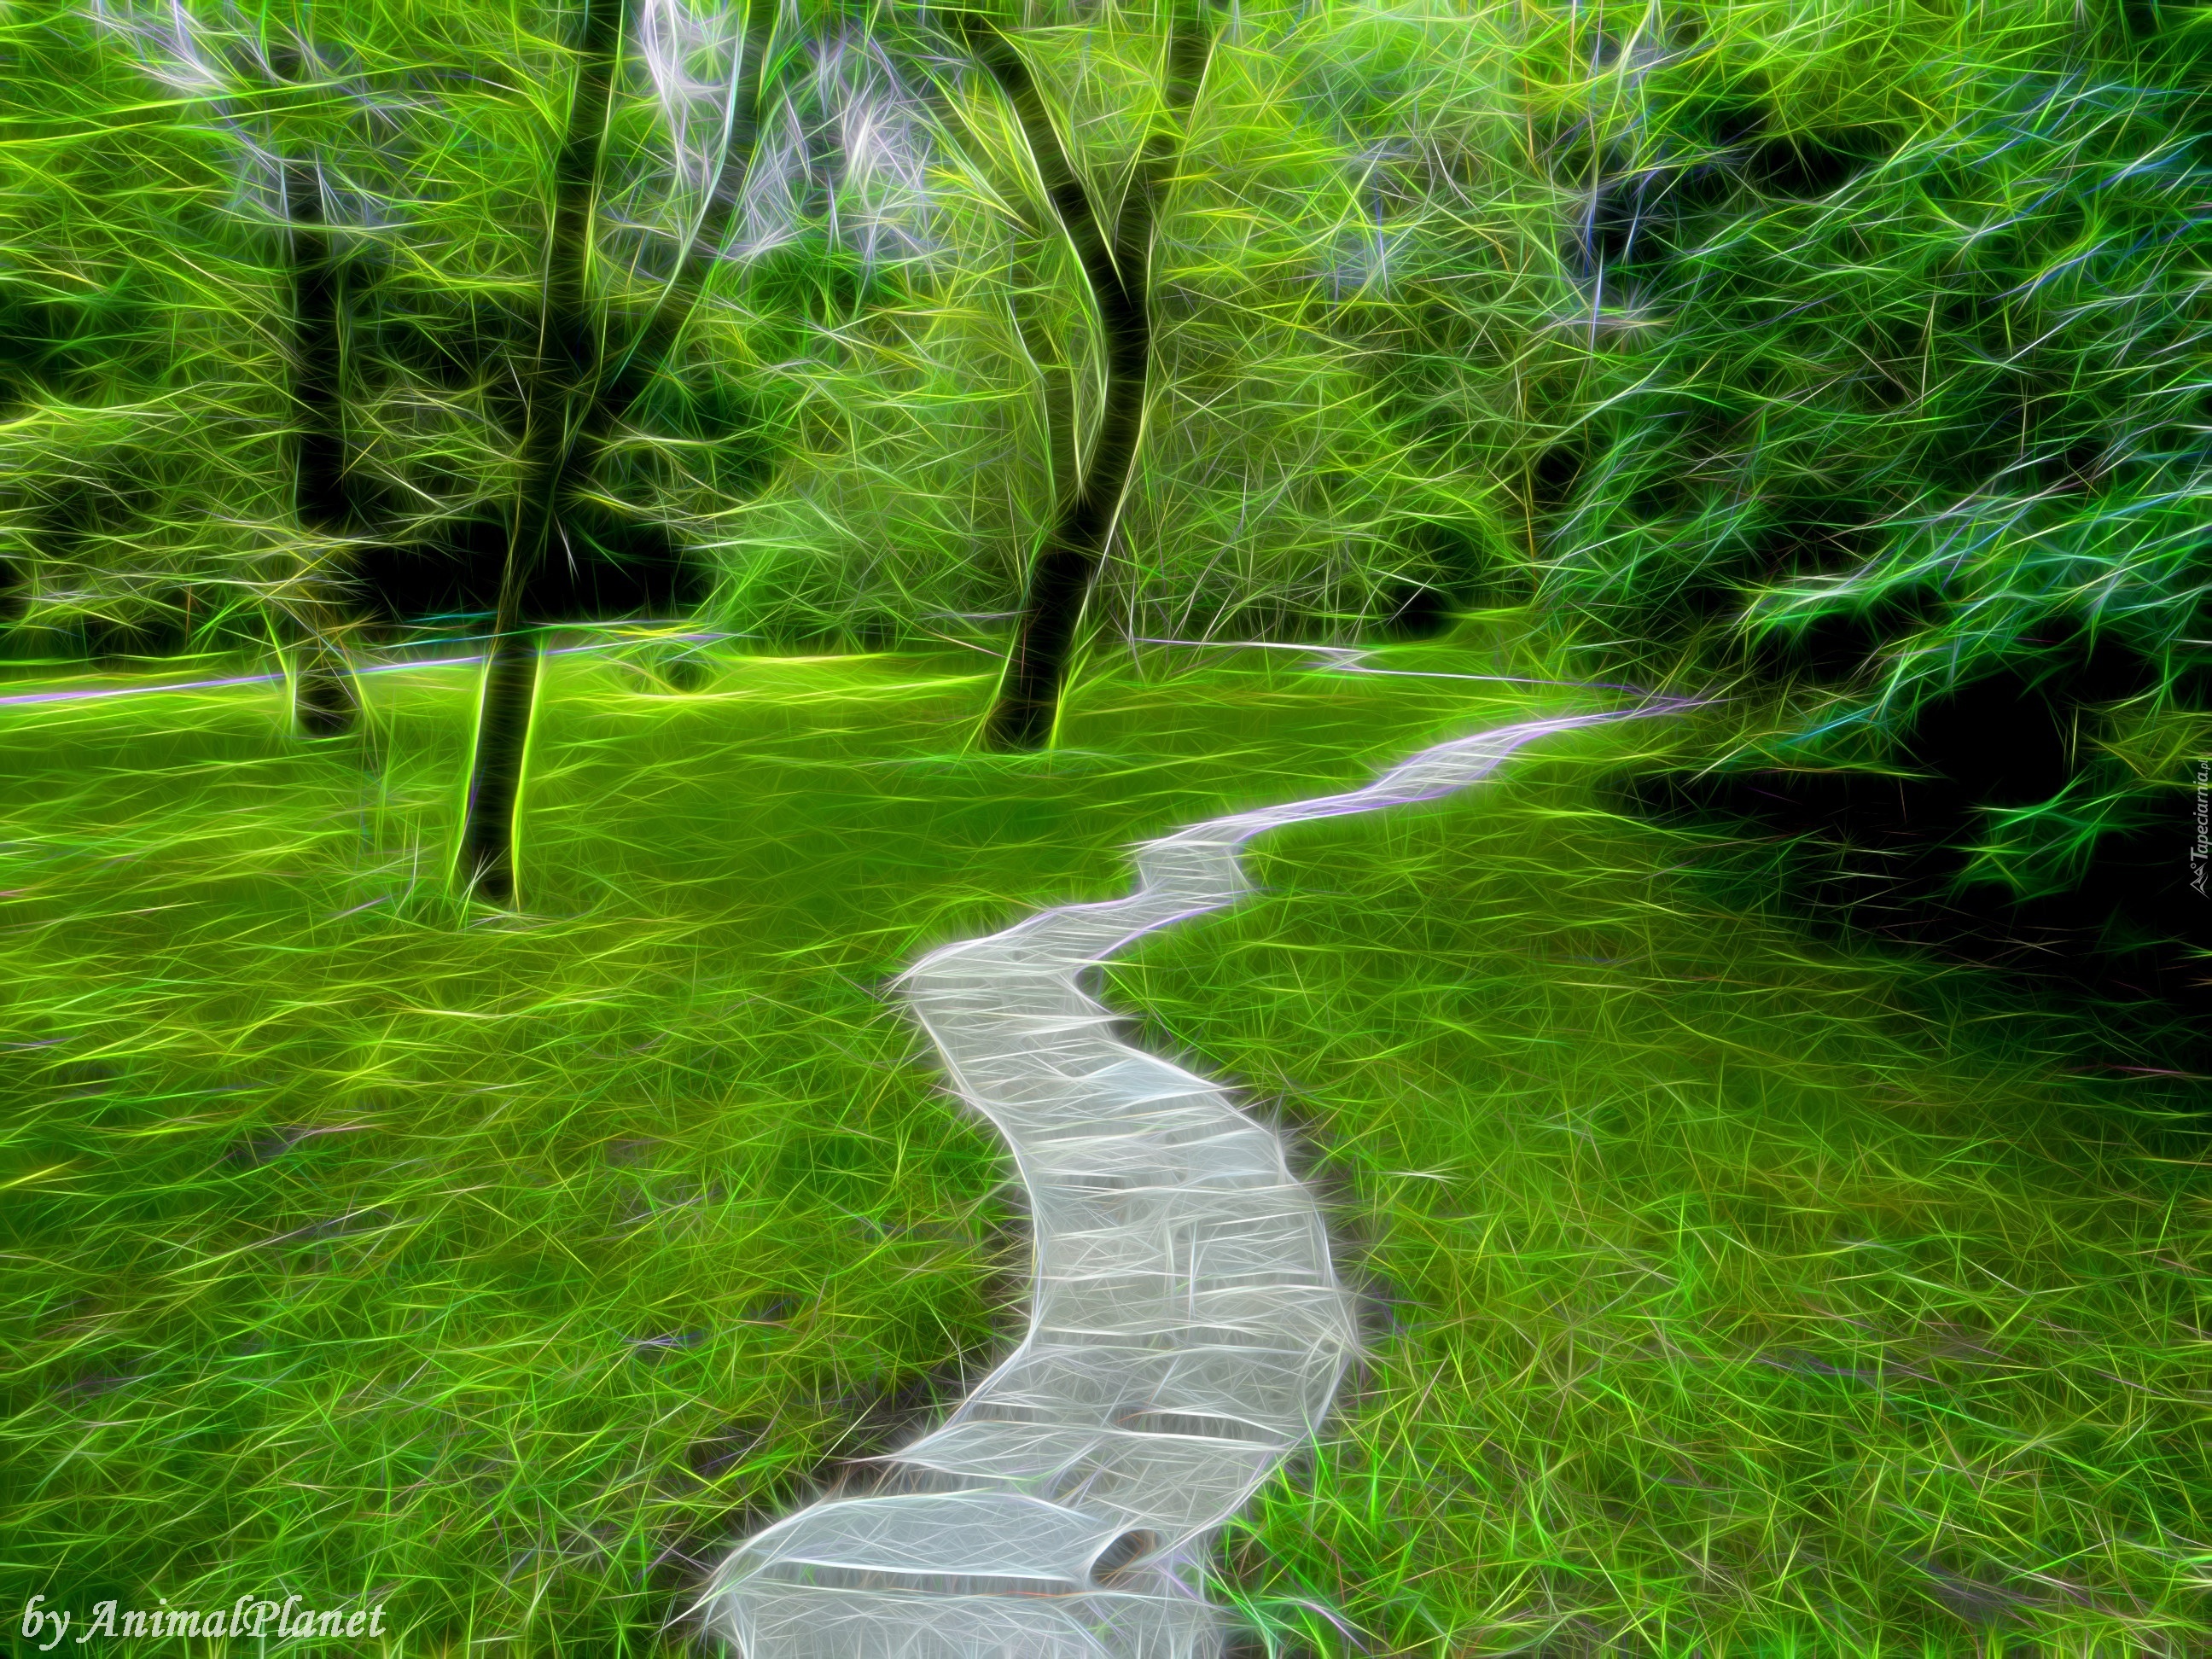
[2,638,1583,1652]
[3,642,2203,1652]
[1108,715,2212,1655]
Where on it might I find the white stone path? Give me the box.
[701,707,1672,1657]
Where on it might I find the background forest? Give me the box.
[4,0,2207,981]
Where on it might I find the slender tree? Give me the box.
[276,80,362,737]
[455,0,620,903]
[458,0,776,902]
[96,15,368,734]
[968,4,1211,751]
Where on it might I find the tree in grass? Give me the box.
[96,0,785,894]
[271,52,364,736]
[90,3,371,732]
[966,2,1214,751]
[457,0,787,898]
[457,0,630,902]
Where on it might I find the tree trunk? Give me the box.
[460,0,625,903]
[282,149,360,736]
[459,0,778,900]
[976,9,1211,751]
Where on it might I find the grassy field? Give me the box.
[3,634,2207,1654]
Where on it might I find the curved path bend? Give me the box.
[702,709,1662,1657]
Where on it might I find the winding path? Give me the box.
[701,709,1662,1657]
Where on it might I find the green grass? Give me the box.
[3,637,2206,1653]
[1109,717,2212,1653]
[1,634,1581,1650]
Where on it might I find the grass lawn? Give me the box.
[3,633,2206,1654]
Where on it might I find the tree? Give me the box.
[94,0,782,899]
[458,0,775,901]
[273,51,363,737]
[967,3,1213,750]
[95,3,367,735]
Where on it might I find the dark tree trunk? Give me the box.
[461,0,777,902]
[283,144,359,736]
[974,9,1211,751]
[460,0,623,902]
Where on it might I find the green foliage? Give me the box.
[6,1,2200,700]
[1510,3,2208,912]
